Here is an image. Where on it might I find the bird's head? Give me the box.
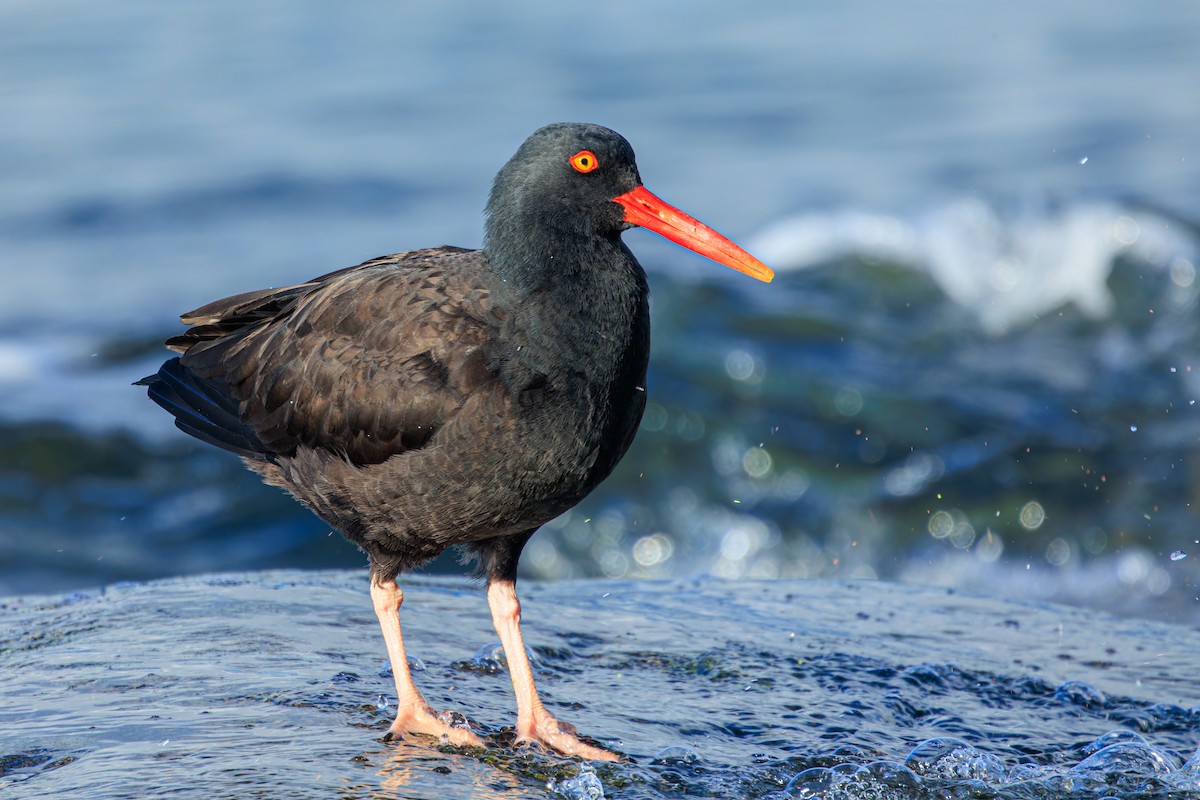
[485,123,773,285]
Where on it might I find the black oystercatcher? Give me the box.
[139,123,772,760]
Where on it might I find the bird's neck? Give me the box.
[486,203,645,303]
[486,206,607,290]
[483,217,650,383]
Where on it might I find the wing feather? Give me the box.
[142,246,498,466]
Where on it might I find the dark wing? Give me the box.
[140,246,499,465]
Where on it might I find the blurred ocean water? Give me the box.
[1,0,1199,627]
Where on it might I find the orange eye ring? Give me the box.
[569,150,599,173]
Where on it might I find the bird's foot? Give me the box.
[517,708,621,762]
[385,704,483,748]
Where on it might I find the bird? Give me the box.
[138,122,772,761]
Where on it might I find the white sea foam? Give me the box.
[749,199,1197,334]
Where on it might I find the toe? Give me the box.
[519,710,621,761]
[388,706,484,748]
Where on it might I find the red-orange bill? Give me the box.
[612,185,774,283]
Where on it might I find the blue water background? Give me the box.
[1,0,1199,623]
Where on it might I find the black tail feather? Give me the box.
[137,358,269,460]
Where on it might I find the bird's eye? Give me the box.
[569,150,599,173]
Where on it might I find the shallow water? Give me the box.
[3,571,1198,799]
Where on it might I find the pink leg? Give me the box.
[487,578,619,761]
[371,578,481,747]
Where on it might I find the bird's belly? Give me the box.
[421,384,642,538]
[252,373,645,565]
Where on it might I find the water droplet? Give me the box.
[651,745,701,766]
[1046,537,1071,566]
[1079,156,1089,164]
[742,447,773,478]
[905,737,1006,783]
[928,510,955,539]
[785,767,838,796]
[1019,501,1045,530]
[547,763,605,799]
[632,533,674,567]
[1082,730,1149,756]
[1055,680,1106,708]
[1130,424,1139,432]
[1072,742,1174,784]
[376,695,389,710]
[1171,550,1188,562]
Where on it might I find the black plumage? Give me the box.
[139,122,771,759]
